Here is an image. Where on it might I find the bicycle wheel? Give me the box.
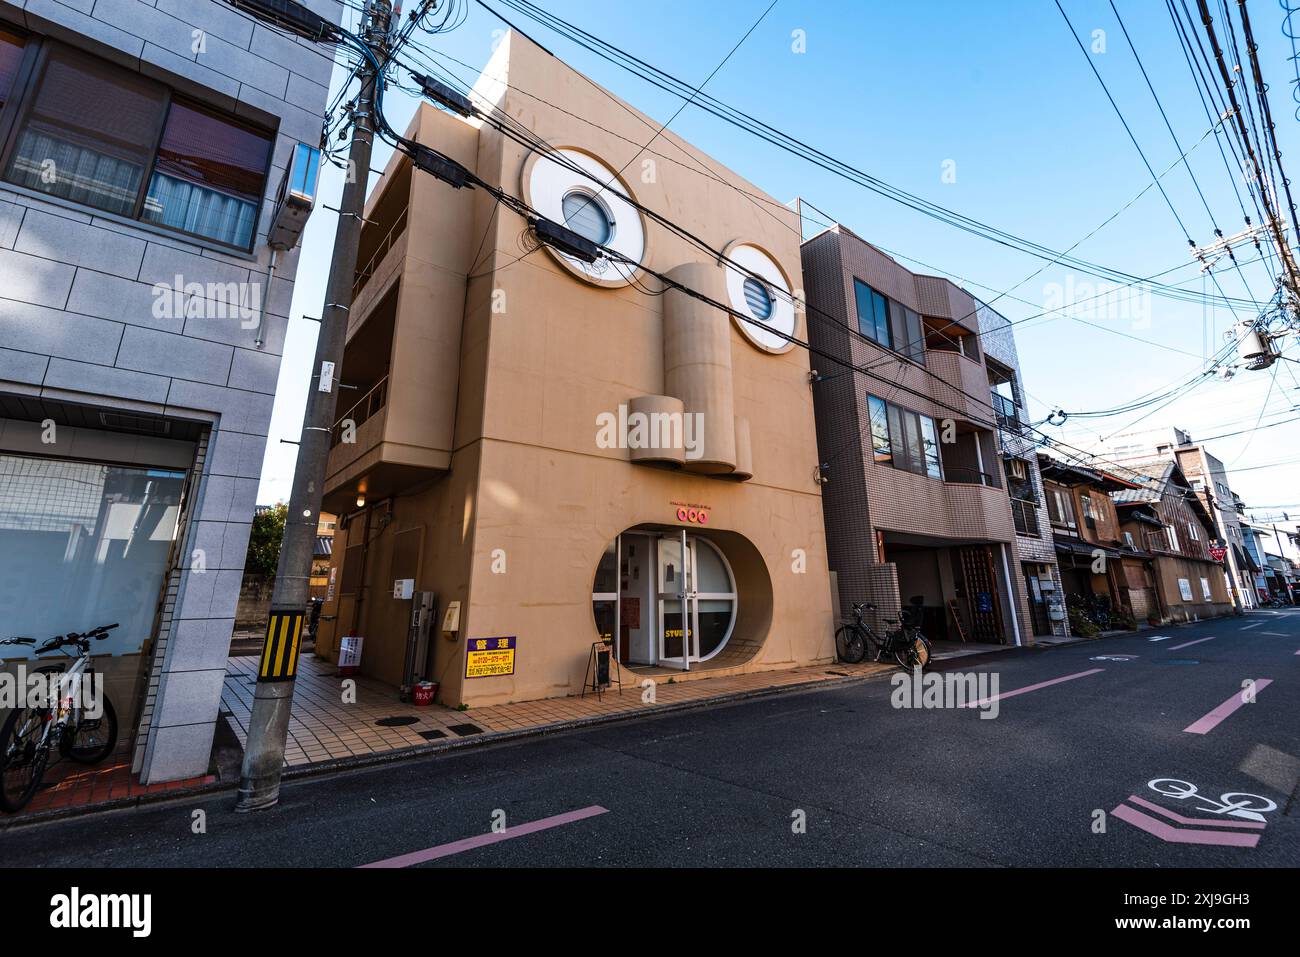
[63,696,118,765]
[892,632,932,670]
[0,707,51,813]
[834,625,868,664]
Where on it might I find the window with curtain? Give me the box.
[3,45,165,217]
[0,27,25,110]
[141,99,272,248]
[867,394,942,479]
[0,34,275,249]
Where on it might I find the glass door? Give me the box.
[657,529,695,669]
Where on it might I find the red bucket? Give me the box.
[413,681,437,706]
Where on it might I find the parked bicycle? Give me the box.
[834,597,932,670]
[0,623,119,813]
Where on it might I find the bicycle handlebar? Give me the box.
[16,624,119,655]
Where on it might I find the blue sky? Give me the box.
[259,0,1300,535]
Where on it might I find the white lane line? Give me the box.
[1148,636,1170,642]
[1240,622,1263,630]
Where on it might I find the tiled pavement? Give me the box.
[16,743,216,817]
[221,653,897,770]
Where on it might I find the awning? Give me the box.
[1054,539,1120,561]
[1234,543,1255,573]
[314,536,333,559]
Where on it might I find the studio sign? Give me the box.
[672,502,710,525]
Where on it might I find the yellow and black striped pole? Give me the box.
[257,611,305,682]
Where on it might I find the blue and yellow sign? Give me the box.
[465,636,516,678]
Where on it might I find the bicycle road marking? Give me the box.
[1183,680,1274,735]
[1168,636,1216,651]
[358,806,609,868]
[963,667,1104,709]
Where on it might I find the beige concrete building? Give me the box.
[314,33,835,707]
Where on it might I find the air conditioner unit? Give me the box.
[267,143,321,251]
[1008,458,1027,480]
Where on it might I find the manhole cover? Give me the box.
[418,729,447,741]
[375,715,421,727]
[448,723,484,736]
[1155,658,1200,665]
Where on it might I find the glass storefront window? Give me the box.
[0,454,185,660]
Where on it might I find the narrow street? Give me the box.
[4,612,1296,868]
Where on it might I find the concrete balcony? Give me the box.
[926,350,990,425]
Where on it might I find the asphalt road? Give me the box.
[3,611,1297,868]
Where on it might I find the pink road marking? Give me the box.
[1167,636,1216,651]
[359,806,609,868]
[1127,795,1265,829]
[964,667,1104,708]
[1183,680,1274,735]
[1112,803,1261,847]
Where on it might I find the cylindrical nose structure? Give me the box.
[663,262,737,474]
[731,416,753,481]
[626,394,687,467]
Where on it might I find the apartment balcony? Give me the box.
[322,273,455,513]
[925,350,990,424]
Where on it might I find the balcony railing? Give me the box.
[944,466,998,487]
[1011,497,1040,536]
[352,205,409,299]
[330,375,388,448]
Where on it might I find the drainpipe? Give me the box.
[251,250,278,350]
[999,543,1022,646]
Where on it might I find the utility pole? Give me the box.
[236,0,393,811]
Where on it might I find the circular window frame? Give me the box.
[741,275,774,321]
[520,145,649,289]
[720,240,797,354]
[588,531,739,664]
[560,188,616,246]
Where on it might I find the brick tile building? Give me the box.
[802,225,1065,645]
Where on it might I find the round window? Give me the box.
[523,147,646,287]
[742,276,773,320]
[723,242,796,352]
[561,190,613,245]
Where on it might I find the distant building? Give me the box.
[1100,427,1251,609]
[1111,460,1233,622]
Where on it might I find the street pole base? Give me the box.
[234,781,281,813]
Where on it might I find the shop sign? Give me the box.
[465,636,516,678]
[326,566,337,602]
[671,500,711,525]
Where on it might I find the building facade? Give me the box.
[1038,455,1145,630]
[314,33,835,707]
[801,225,1063,646]
[1113,461,1233,622]
[0,0,337,782]
[1103,427,1251,609]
